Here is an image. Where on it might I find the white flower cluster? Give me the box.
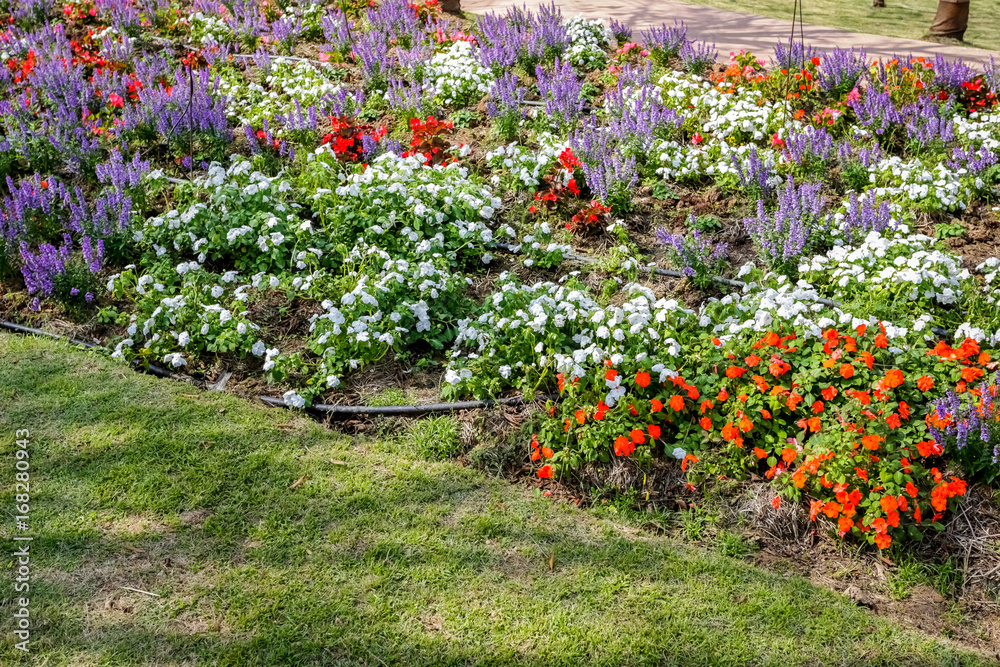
[426,41,492,106]
[314,152,500,261]
[484,133,569,187]
[218,58,344,129]
[867,156,966,212]
[563,16,610,68]
[800,228,971,305]
[445,275,692,394]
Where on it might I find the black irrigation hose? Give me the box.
[2,320,176,379]
[259,393,559,415]
[0,320,555,415]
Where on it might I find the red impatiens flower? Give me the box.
[669,395,685,411]
[700,417,712,431]
[614,436,634,457]
[840,363,855,379]
[916,375,934,391]
[771,496,781,509]
[635,371,651,387]
[630,429,645,444]
[648,425,661,439]
[538,465,553,479]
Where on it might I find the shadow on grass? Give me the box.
[0,335,990,666]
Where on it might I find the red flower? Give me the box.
[669,395,685,411]
[648,424,661,439]
[811,400,824,413]
[916,376,934,391]
[605,369,617,381]
[574,410,586,424]
[754,447,767,459]
[700,417,712,431]
[840,363,855,379]
[538,465,553,479]
[771,496,781,509]
[821,386,837,400]
[886,413,901,429]
[726,366,746,378]
[744,354,761,366]
[635,371,651,387]
[630,429,645,444]
[650,399,663,412]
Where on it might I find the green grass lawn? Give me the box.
[677,0,1000,52]
[0,334,993,666]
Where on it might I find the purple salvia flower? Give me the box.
[656,221,729,284]
[772,40,816,70]
[640,21,687,63]
[817,48,867,94]
[840,192,895,243]
[609,19,631,43]
[680,41,717,75]
[744,178,827,266]
[535,58,583,126]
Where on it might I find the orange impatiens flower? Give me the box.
[840,363,855,379]
[823,501,841,518]
[821,386,838,401]
[541,447,554,459]
[838,516,854,533]
[721,422,739,441]
[886,413,902,429]
[614,436,634,457]
[882,368,905,389]
[651,398,663,412]
[812,400,824,413]
[635,371,651,387]
[745,354,761,367]
[781,447,798,463]
[961,367,985,382]
[861,434,883,450]
[700,417,713,431]
[809,499,824,521]
[754,447,767,459]
[648,424,661,439]
[630,429,645,445]
[669,395,685,411]
[717,388,729,402]
[726,366,746,378]
[916,375,934,391]
[681,453,699,471]
[700,399,714,413]
[763,332,780,347]
[687,385,700,400]
[874,532,891,549]
[771,496,781,509]
[575,410,586,424]
[538,465,554,479]
[916,439,943,457]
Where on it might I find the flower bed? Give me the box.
[2,0,1000,552]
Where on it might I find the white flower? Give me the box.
[177,331,191,347]
[672,447,686,460]
[283,390,306,409]
[252,341,266,356]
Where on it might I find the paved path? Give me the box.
[463,0,1000,63]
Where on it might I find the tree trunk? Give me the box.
[440,0,462,14]
[873,0,885,7]
[928,0,970,40]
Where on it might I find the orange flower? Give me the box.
[681,453,698,471]
[898,401,910,420]
[792,470,806,488]
[686,385,700,400]
[905,481,919,498]
[823,501,841,518]
[856,324,868,336]
[861,434,883,450]
[916,439,943,457]
[786,393,803,411]
[538,465,554,479]
[880,495,898,513]
[651,399,663,412]
[961,367,985,382]
[648,424,661,439]
[811,400,824,413]
[700,417,712,431]
[630,429,645,444]
[821,386,837,401]
[781,447,797,463]
[882,368,905,389]
[605,369,617,381]
[858,352,874,370]
[854,467,868,482]
[614,436,634,457]
[809,499,824,521]
[717,388,729,402]
[916,376,934,391]
[531,449,541,461]
[806,416,822,432]
[699,399,714,413]
[635,371,651,387]
[874,532,891,549]
[754,447,767,459]
[726,366,746,378]
[874,333,888,348]
[721,422,738,441]
[838,516,854,533]
[575,410,586,424]
[669,395,685,411]
[763,332,780,346]
[745,354,761,366]
[761,409,771,419]
[886,413,901,429]
[771,496,781,509]
[840,363,855,379]
[541,447,554,459]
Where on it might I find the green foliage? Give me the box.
[410,415,461,459]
